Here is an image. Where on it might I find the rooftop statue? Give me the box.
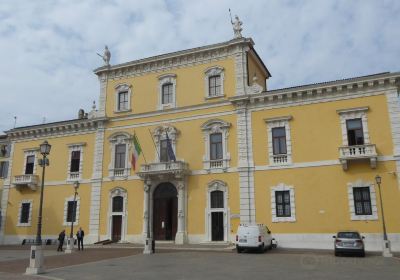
[97,45,111,66]
[231,15,243,38]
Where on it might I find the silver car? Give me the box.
[333,231,365,257]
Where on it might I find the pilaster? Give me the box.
[97,73,108,118]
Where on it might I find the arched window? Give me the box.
[112,196,124,212]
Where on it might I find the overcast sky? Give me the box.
[0,0,399,133]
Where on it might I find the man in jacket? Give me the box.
[57,229,65,252]
[76,227,85,250]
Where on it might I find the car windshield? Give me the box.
[337,232,360,239]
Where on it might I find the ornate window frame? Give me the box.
[158,74,177,110]
[63,195,80,226]
[204,66,225,99]
[108,132,133,179]
[270,183,296,223]
[205,180,230,242]
[347,180,378,221]
[108,187,128,242]
[22,148,38,175]
[66,142,86,181]
[114,83,132,113]
[201,119,231,171]
[17,199,33,227]
[337,107,370,145]
[152,126,179,162]
[265,116,292,166]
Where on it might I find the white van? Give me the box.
[236,224,275,253]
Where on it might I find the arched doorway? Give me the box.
[153,183,177,240]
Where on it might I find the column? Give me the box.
[175,182,187,244]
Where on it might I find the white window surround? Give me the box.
[66,142,86,182]
[204,66,225,99]
[114,83,132,113]
[108,132,133,179]
[205,180,230,242]
[265,116,292,166]
[63,195,80,226]
[108,187,128,242]
[158,74,177,110]
[17,199,33,227]
[201,119,231,171]
[22,149,38,175]
[270,183,296,223]
[152,125,179,162]
[337,107,370,145]
[347,180,378,221]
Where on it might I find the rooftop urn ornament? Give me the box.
[97,45,111,66]
[229,9,243,38]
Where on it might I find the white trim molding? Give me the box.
[17,199,33,227]
[270,183,296,223]
[204,66,225,99]
[347,180,378,221]
[265,116,293,166]
[201,119,231,171]
[158,74,177,110]
[63,195,80,226]
[152,125,179,162]
[114,83,132,113]
[66,142,86,181]
[108,187,128,242]
[205,180,230,242]
[108,132,133,179]
[337,107,370,145]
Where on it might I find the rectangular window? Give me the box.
[210,133,223,160]
[114,144,126,169]
[118,91,129,111]
[0,145,8,157]
[0,161,8,178]
[210,191,224,208]
[25,155,35,175]
[346,119,364,146]
[160,139,169,162]
[209,75,221,97]
[275,191,291,217]
[20,203,30,224]
[162,83,173,104]
[66,201,77,223]
[353,187,372,215]
[70,151,81,173]
[272,127,287,155]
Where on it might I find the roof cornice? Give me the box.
[93,38,254,79]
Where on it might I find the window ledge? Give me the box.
[113,109,132,114]
[17,223,31,227]
[205,94,225,100]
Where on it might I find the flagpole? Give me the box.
[148,128,160,161]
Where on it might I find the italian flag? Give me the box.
[131,133,142,171]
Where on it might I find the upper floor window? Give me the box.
[272,127,287,155]
[115,144,126,169]
[108,132,132,179]
[0,144,9,157]
[153,126,178,163]
[159,139,169,162]
[265,116,292,166]
[67,143,85,181]
[162,83,173,105]
[114,84,132,113]
[25,155,35,175]
[70,151,81,172]
[158,74,176,109]
[201,119,231,170]
[0,161,8,178]
[204,66,224,98]
[346,119,364,146]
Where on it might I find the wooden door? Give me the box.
[112,215,122,242]
[153,183,177,240]
[211,212,224,241]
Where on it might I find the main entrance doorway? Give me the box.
[153,183,177,240]
[112,215,122,241]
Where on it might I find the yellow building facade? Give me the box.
[0,36,399,251]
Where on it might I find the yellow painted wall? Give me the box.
[247,52,267,90]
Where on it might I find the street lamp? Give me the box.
[375,175,393,257]
[65,181,79,254]
[26,140,51,275]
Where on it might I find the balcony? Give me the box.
[272,154,288,165]
[13,175,39,191]
[339,144,377,170]
[203,158,230,172]
[137,161,190,180]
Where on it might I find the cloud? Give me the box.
[0,0,399,133]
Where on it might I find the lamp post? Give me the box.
[26,140,51,275]
[375,175,393,257]
[65,181,79,254]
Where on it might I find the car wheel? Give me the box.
[236,246,243,253]
[258,244,264,253]
[360,251,365,258]
[334,251,339,257]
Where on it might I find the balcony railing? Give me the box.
[13,174,39,191]
[203,158,230,171]
[67,172,80,181]
[272,154,288,164]
[138,161,189,179]
[339,144,377,170]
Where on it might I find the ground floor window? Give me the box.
[17,200,32,226]
[270,184,296,222]
[347,181,378,221]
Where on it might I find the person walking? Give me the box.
[57,229,66,252]
[76,227,85,251]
